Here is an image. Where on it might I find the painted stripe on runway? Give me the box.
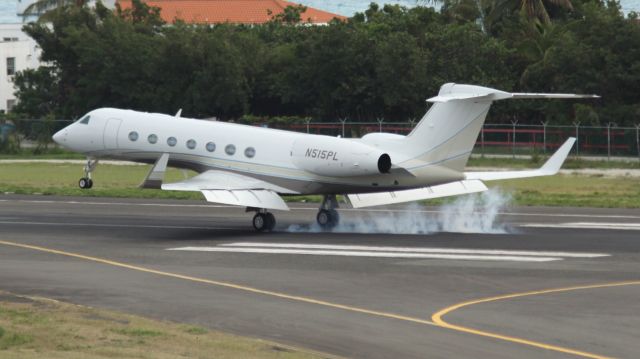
[523,222,640,231]
[2,198,640,219]
[0,220,239,231]
[219,242,609,258]
[168,246,562,262]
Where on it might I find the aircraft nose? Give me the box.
[52,129,67,144]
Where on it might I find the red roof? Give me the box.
[116,0,345,24]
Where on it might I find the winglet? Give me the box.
[464,138,576,181]
[175,109,182,118]
[140,153,169,189]
[539,137,576,175]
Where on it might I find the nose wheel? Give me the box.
[252,211,276,232]
[79,158,98,189]
[78,177,93,189]
[317,195,340,229]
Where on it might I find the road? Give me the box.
[0,194,639,358]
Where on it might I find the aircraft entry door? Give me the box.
[103,118,122,149]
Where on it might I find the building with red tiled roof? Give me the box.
[116,0,346,25]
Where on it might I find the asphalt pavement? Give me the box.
[0,194,639,359]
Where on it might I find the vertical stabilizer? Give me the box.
[402,84,505,171]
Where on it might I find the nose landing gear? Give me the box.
[79,158,98,189]
[317,194,340,229]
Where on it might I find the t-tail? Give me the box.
[401,83,598,172]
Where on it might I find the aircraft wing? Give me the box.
[162,170,297,211]
[347,180,487,208]
[465,138,575,181]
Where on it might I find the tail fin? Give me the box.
[401,83,597,172]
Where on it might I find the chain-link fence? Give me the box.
[2,118,640,160]
[274,121,640,160]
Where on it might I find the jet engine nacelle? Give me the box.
[291,136,392,177]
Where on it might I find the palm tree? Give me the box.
[485,0,573,28]
[21,0,88,20]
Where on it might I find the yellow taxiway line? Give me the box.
[1,239,636,358]
[432,280,640,359]
[0,239,436,326]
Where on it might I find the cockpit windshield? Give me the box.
[77,115,90,125]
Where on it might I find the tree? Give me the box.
[21,0,88,21]
[484,0,574,33]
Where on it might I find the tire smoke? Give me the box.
[286,188,512,235]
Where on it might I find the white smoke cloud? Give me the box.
[286,188,512,235]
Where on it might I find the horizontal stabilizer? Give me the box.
[201,189,289,211]
[465,138,576,181]
[347,180,487,208]
[427,83,599,103]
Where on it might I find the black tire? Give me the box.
[252,213,267,232]
[265,213,276,231]
[317,209,338,229]
[78,178,88,189]
[87,179,94,188]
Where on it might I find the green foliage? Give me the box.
[11,1,640,126]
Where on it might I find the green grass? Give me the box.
[0,162,639,208]
[0,291,324,359]
[0,148,84,159]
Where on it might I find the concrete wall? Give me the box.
[0,24,40,113]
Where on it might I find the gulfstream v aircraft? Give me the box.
[52,83,596,231]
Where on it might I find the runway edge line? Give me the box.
[432,281,640,359]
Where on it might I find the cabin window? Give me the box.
[186,139,196,149]
[78,115,90,125]
[225,144,236,155]
[167,136,177,147]
[148,134,158,144]
[206,142,216,152]
[128,131,139,141]
[244,147,255,158]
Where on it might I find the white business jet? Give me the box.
[52,83,596,231]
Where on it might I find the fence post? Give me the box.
[635,123,640,161]
[573,121,581,157]
[339,118,347,138]
[377,118,384,133]
[481,124,485,157]
[541,121,548,154]
[305,119,311,134]
[511,119,518,159]
[606,122,616,161]
[409,118,416,129]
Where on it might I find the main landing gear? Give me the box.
[79,158,98,189]
[248,208,276,232]
[317,194,340,230]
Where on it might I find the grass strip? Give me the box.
[0,163,639,208]
[0,291,327,359]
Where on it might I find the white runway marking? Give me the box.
[219,242,609,258]
[2,198,640,219]
[522,222,640,231]
[0,220,239,231]
[168,243,610,262]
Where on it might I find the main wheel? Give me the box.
[253,213,266,231]
[79,177,89,189]
[317,209,339,229]
[87,179,94,188]
[265,213,276,231]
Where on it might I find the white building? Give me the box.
[0,23,41,113]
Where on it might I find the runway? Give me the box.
[1,194,639,358]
